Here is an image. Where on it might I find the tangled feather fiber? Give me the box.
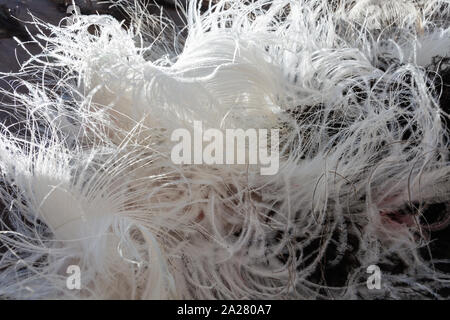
[0,0,449,299]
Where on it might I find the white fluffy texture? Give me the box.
[0,0,449,299]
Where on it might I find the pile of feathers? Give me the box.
[0,0,449,299]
